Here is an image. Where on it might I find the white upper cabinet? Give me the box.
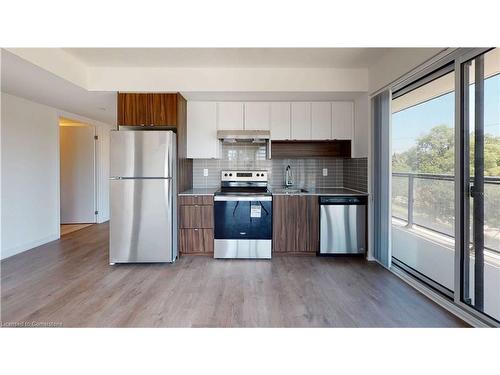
[187,102,219,159]
[311,102,332,140]
[244,102,270,130]
[331,101,354,140]
[186,100,356,158]
[217,102,244,130]
[270,102,291,140]
[291,102,311,140]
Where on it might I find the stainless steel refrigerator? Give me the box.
[109,130,177,264]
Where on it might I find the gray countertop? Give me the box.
[179,187,367,196]
[270,187,368,196]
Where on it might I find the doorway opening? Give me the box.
[59,117,97,236]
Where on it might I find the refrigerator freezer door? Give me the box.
[110,178,176,263]
[110,130,176,178]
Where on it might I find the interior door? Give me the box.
[60,123,96,224]
[461,48,500,323]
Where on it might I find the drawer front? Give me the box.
[180,229,214,253]
[179,195,213,205]
[179,205,213,228]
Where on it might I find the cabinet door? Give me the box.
[244,102,270,130]
[291,102,311,140]
[151,94,177,126]
[270,102,291,140]
[179,205,214,228]
[273,195,319,253]
[180,229,214,253]
[117,93,150,126]
[305,195,319,252]
[187,102,219,159]
[311,102,332,140]
[332,102,354,140]
[217,102,244,130]
[273,195,294,252]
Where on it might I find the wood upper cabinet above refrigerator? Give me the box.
[117,93,179,126]
[117,93,150,126]
[151,94,178,125]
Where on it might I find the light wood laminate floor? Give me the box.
[60,224,93,236]
[1,222,467,327]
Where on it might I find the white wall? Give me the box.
[88,67,369,92]
[1,93,60,258]
[368,48,445,94]
[1,93,113,260]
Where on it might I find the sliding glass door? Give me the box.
[459,48,500,323]
[391,68,456,296]
[384,48,500,325]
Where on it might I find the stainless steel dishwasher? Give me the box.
[319,196,367,255]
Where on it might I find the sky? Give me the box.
[392,74,500,154]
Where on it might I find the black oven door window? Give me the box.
[214,200,272,240]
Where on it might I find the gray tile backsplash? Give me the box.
[343,157,368,192]
[192,143,367,192]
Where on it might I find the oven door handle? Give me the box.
[214,196,272,202]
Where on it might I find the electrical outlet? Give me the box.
[322,168,328,177]
[203,168,208,177]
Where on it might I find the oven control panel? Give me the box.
[220,170,268,182]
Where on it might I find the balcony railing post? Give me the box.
[406,174,414,228]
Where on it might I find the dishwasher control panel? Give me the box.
[319,196,367,205]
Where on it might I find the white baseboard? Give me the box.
[390,266,491,327]
[97,216,109,224]
[1,233,60,260]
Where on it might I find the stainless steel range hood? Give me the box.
[217,130,270,143]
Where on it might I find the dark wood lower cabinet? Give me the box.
[179,195,213,206]
[179,205,213,229]
[179,229,214,254]
[178,195,214,254]
[273,195,319,254]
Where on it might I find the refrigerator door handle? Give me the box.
[110,176,173,180]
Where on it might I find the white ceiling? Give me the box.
[63,48,390,68]
[1,50,116,124]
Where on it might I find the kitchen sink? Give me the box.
[273,188,309,194]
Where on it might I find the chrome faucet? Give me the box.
[285,165,293,187]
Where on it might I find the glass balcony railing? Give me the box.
[392,172,500,254]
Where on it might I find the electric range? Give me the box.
[213,170,272,259]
